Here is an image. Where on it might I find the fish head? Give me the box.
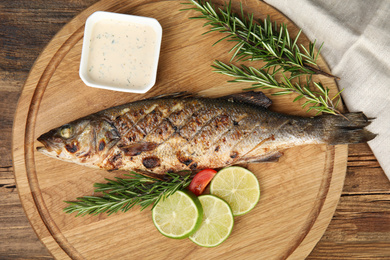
[36,118,120,166]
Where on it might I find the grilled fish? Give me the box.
[37,92,376,175]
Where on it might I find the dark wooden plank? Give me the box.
[0,1,99,258]
[0,177,52,259]
[309,194,390,259]
[309,242,390,260]
[0,72,25,167]
[344,143,390,194]
[309,143,390,259]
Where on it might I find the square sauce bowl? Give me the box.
[79,11,162,93]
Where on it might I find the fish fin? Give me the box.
[146,91,194,100]
[134,169,165,180]
[236,151,284,164]
[134,169,192,180]
[323,112,377,145]
[118,142,159,156]
[219,91,272,108]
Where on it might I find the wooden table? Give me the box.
[1,0,389,259]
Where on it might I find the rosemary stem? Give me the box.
[304,65,340,80]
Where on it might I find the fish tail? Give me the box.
[323,112,377,145]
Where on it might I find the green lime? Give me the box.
[189,195,234,247]
[152,190,203,239]
[210,166,260,216]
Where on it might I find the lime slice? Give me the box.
[152,190,203,239]
[189,195,234,247]
[210,166,260,216]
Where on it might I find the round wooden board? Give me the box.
[12,0,347,259]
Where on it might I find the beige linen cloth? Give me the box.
[264,0,390,180]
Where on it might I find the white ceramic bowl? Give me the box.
[79,11,162,93]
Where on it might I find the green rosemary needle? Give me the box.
[64,172,192,216]
[212,60,343,115]
[182,0,338,79]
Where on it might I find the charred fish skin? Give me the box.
[36,92,376,174]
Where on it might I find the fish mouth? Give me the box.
[36,137,50,154]
[36,145,48,154]
[37,129,56,143]
[36,142,58,158]
[36,131,55,154]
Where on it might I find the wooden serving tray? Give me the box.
[12,0,347,259]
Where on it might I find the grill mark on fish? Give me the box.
[235,119,291,160]
[125,128,145,144]
[142,156,161,169]
[116,101,203,164]
[136,107,163,135]
[118,104,154,137]
[107,151,123,168]
[179,157,193,166]
[230,151,239,159]
[104,120,121,140]
[122,101,201,148]
[116,108,154,145]
[134,124,147,136]
[179,108,216,141]
[65,141,79,153]
[144,119,176,143]
[206,113,248,151]
[115,100,207,168]
[209,116,259,157]
[164,100,193,126]
[143,101,188,144]
[77,149,93,164]
[165,102,205,147]
[190,162,198,170]
[174,110,229,169]
[98,140,106,151]
[118,114,135,132]
[181,109,223,144]
[184,114,231,155]
[230,124,267,158]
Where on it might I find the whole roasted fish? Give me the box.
[37,92,376,175]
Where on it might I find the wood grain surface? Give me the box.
[1,0,390,259]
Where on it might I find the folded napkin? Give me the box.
[264,0,390,180]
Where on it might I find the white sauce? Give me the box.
[86,19,157,90]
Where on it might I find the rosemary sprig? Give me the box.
[64,172,192,216]
[183,0,343,115]
[182,0,338,79]
[212,60,343,115]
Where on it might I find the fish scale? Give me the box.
[36,92,376,175]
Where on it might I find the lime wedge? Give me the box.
[210,166,260,216]
[189,195,234,247]
[152,190,203,239]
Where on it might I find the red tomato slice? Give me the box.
[188,169,217,196]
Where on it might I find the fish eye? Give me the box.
[60,124,73,139]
